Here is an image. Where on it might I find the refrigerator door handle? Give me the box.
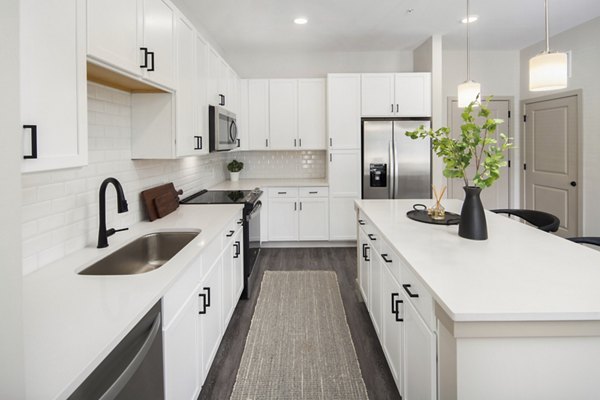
[388,140,394,199]
[392,131,399,199]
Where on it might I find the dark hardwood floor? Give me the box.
[199,247,401,400]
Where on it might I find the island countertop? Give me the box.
[354,199,600,323]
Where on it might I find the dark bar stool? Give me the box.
[567,237,600,247]
[491,209,560,233]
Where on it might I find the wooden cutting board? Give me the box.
[141,183,182,221]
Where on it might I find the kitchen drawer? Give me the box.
[223,213,244,242]
[269,187,299,198]
[299,187,329,197]
[379,239,402,285]
[400,260,436,331]
[162,255,202,328]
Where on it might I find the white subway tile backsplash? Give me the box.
[21,82,326,274]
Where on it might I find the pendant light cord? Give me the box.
[544,0,550,52]
[466,0,471,80]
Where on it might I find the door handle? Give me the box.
[571,181,577,187]
[402,284,419,298]
[23,125,38,159]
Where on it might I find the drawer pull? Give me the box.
[278,191,287,194]
[381,254,392,263]
[198,287,211,314]
[309,191,318,194]
[395,299,404,322]
[364,245,370,262]
[403,284,419,298]
[358,220,366,226]
[391,293,399,313]
[226,230,235,237]
[362,243,368,260]
[237,219,243,225]
[233,241,240,258]
[368,233,376,241]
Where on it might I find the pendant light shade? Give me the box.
[528,0,568,91]
[458,80,481,108]
[457,0,480,108]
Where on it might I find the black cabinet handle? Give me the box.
[265,138,269,148]
[395,299,404,322]
[391,293,399,314]
[365,246,370,262]
[299,202,302,211]
[391,104,394,113]
[294,139,297,147]
[237,219,243,225]
[381,254,392,263]
[194,136,203,150]
[147,51,155,72]
[358,219,366,226]
[278,191,287,195]
[233,241,240,258]
[237,138,240,148]
[140,47,149,68]
[368,233,376,241]
[294,202,297,211]
[23,125,38,159]
[204,287,211,307]
[198,293,206,314]
[226,230,234,237]
[329,138,333,147]
[403,284,419,298]
[309,191,318,194]
[219,94,225,106]
[396,104,399,113]
[299,138,302,147]
[362,243,368,260]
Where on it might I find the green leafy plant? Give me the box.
[406,98,513,189]
[227,159,244,173]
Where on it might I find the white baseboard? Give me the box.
[261,240,356,248]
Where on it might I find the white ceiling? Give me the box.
[178,0,600,53]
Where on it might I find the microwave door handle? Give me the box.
[229,119,238,142]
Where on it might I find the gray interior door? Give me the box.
[448,99,511,209]
[524,95,579,237]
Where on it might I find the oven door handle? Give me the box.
[247,201,262,221]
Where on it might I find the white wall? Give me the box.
[442,49,521,206]
[22,83,326,274]
[0,1,25,398]
[227,50,413,78]
[520,16,600,235]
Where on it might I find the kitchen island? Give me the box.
[355,199,600,400]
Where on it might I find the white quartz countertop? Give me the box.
[23,204,243,400]
[210,178,328,190]
[355,199,600,323]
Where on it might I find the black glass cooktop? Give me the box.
[180,189,262,205]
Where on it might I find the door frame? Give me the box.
[520,90,583,236]
[446,96,515,207]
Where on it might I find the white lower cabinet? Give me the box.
[358,221,437,400]
[162,213,244,399]
[268,187,329,242]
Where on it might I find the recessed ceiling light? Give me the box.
[461,15,478,24]
[294,17,308,25]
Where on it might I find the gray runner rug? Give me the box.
[230,271,369,400]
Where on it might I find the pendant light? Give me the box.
[457,0,481,108]
[529,0,568,91]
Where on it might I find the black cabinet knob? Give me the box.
[570,181,577,187]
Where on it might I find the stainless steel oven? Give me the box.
[209,105,238,152]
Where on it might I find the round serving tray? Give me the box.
[406,209,461,226]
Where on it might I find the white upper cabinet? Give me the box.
[195,34,209,155]
[248,79,270,150]
[394,73,431,117]
[269,80,298,150]
[298,79,326,150]
[327,74,361,150]
[174,16,197,157]
[21,0,87,173]
[87,0,175,89]
[361,73,395,117]
[236,79,249,151]
[361,73,431,117]
[142,0,175,88]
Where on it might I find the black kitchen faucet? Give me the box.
[97,177,129,248]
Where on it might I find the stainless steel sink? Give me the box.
[78,231,200,276]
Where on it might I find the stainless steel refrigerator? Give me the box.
[362,119,432,199]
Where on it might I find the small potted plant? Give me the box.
[227,160,244,182]
[406,97,513,240]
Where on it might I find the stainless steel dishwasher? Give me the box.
[69,302,164,400]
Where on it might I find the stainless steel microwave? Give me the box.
[209,105,238,152]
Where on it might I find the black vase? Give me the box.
[458,186,488,240]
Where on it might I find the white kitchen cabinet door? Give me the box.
[269,80,298,150]
[207,48,221,107]
[404,299,437,400]
[237,79,249,151]
[327,74,361,149]
[142,0,175,89]
[361,73,395,117]
[268,199,299,241]
[298,198,329,241]
[381,263,404,395]
[221,239,235,328]
[358,230,371,306]
[248,79,270,150]
[174,16,197,157]
[329,150,361,196]
[195,34,209,155]
[163,289,200,400]
[21,0,87,173]
[198,259,223,382]
[369,252,383,338]
[87,0,141,76]
[329,197,357,241]
[226,67,238,113]
[298,79,326,149]
[233,229,244,300]
[395,73,431,117]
